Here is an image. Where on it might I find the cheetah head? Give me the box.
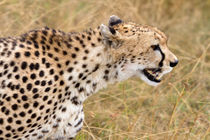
[100,15,178,86]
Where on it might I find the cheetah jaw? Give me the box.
[143,68,162,83]
[137,68,163,86]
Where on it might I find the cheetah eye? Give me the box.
[151,44,160,51]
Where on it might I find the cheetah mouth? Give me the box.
[142,68,162,83]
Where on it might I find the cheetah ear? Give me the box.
[109,15,123,26]
[100,24,122,49]
[100,24,115,38]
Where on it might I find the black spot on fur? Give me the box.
[71,96,79,105]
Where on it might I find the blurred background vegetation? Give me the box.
[0,0,209,139]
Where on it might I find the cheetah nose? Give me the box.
[170,60,178,67]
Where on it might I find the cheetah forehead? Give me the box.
[113,22,168,41]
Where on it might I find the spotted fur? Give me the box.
[0,15,178,140]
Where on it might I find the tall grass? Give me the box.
[0,0,209,139]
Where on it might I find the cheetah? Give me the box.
[0,15,178,140]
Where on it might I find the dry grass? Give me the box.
[0,0,209,139]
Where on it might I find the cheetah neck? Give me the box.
[80,61,129,101]
[61,28,130,102]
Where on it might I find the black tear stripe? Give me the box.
[159,49,165,67]
[152,45,165,67]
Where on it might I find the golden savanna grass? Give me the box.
[0,0,209,139]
